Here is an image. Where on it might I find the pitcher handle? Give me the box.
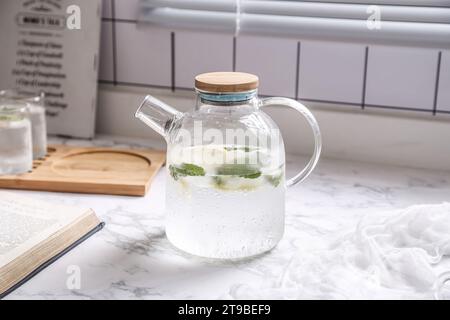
[434,271,450,300]
[260,97,322,188]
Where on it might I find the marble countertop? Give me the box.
[5,136,450,300]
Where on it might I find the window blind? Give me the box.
[139,0,450,48]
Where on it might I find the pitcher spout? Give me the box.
[135,95,183,139]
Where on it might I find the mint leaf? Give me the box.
[212,176,226,188]
[266,173,283,187]
[216,164,261,179]
[169,165,180,180]
[169,163,205,180]
[0,115,22,121]
[224,146,252,152]
[180,163,206,176]
[245,172,262,179]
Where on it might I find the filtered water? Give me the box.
[27,104,47,159]
[0,118,32,175]
[165,145,285,259]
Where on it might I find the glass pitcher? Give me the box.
[135,72,321,259]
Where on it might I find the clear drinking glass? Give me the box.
[0,90,47,159]
[0,103,33,175]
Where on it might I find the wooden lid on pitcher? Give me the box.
[195,72,259,93]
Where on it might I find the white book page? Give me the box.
[0,191,89,267]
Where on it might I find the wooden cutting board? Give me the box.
[0,145,166,196]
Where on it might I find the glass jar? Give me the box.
[0,90,47,159]
[0,103,33,175]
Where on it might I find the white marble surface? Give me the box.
[5,136,450,300]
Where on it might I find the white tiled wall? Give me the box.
[437,51,450,113]
[102,0,112,19]
[99,0,449,117]
[365,46,438,111]
[175,31,233,89]
[236,35,297,97]
[99,21,113,82]
[299,41,366,104]
[114,0,140,20]
[115,23,171,86]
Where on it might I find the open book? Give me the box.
[0,192,103,298]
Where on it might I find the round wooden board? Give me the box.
[51,150,152,179]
